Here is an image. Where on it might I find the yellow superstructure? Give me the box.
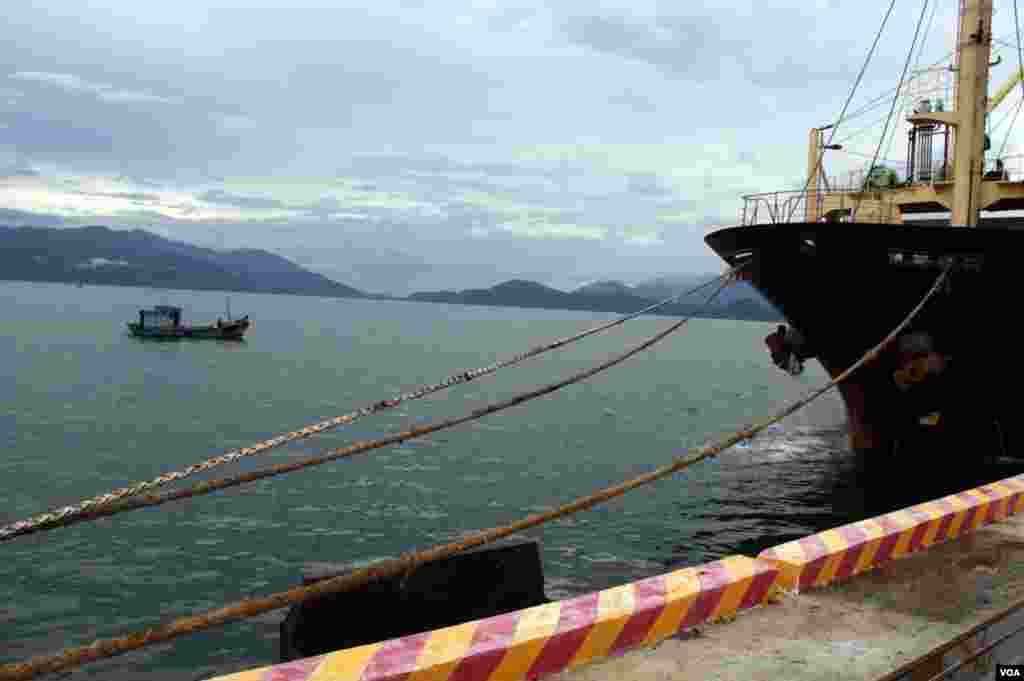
[799,0,1024,227]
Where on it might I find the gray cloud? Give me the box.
[562,12,715,78]
[560,6,884,90]
[76,190,161,203]
[339,154,577,182]
[627,172,673,196]
[0,86,249,182]
[487,6,540,33]
[199,189,284,210]
[1,111,116,155]
[302,196,345,219]
[11,71,177,105]
[0,163,39,178]
[607,89,659,113]
[114,175,165,189]
[0,0,952,293]
[0,207,63,227]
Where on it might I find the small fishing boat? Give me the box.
[127,305,250,340]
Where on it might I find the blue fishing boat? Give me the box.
[127,305,250,340]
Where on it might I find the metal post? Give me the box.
[943,126,950,180]
[908,127,917,182]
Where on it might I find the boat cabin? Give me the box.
[139,305,182,330]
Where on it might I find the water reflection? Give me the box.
[670,426,1024,566]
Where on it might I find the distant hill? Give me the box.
[410,278,781,322]
[630,274,708,300]
[1,224,781,322]
[632,274,773,308]
[574,275,778,312]
[0,224,367,298]
[573,280,636,297]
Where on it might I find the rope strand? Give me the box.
[0,265,950,681]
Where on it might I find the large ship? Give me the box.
[705,0,1024,465]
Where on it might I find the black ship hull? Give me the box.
[705,221,1022,462]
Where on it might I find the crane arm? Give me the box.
[988,67,1024,112]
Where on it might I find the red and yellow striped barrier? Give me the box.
[209,555,778,681]
[760,475,1024,592]
[209,475,1024,681]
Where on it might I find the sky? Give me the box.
[2,0,1023,294]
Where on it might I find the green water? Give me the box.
[1,280,851,679]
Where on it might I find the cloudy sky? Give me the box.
[2,0,1022,294]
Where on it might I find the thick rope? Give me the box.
[0,273,728,543]
[0,275,735,542]
[0,266,950,681]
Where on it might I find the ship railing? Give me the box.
[740,188,870,226]
[994,154,1024,181]
[740,190,808,226]
[742,180,948,226]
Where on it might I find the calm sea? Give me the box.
[1,280,1007,680]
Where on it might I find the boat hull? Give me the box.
[127,319,250,340]
[705,221,1021,460]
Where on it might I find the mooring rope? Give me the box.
[0,273,731,543]
[0,266,950,681]
[0,274,736,542]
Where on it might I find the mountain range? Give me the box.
[410,279,780,321]
[0,224,365,298]
[0,224,780,321]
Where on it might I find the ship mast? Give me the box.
[802,0,1023,227]
[951,0,994,226]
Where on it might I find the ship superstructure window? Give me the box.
[140,306,182,329]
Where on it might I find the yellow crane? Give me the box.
[988,66,1024,112]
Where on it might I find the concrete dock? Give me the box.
[208,476,1024,681]
[552,511,1024,681]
